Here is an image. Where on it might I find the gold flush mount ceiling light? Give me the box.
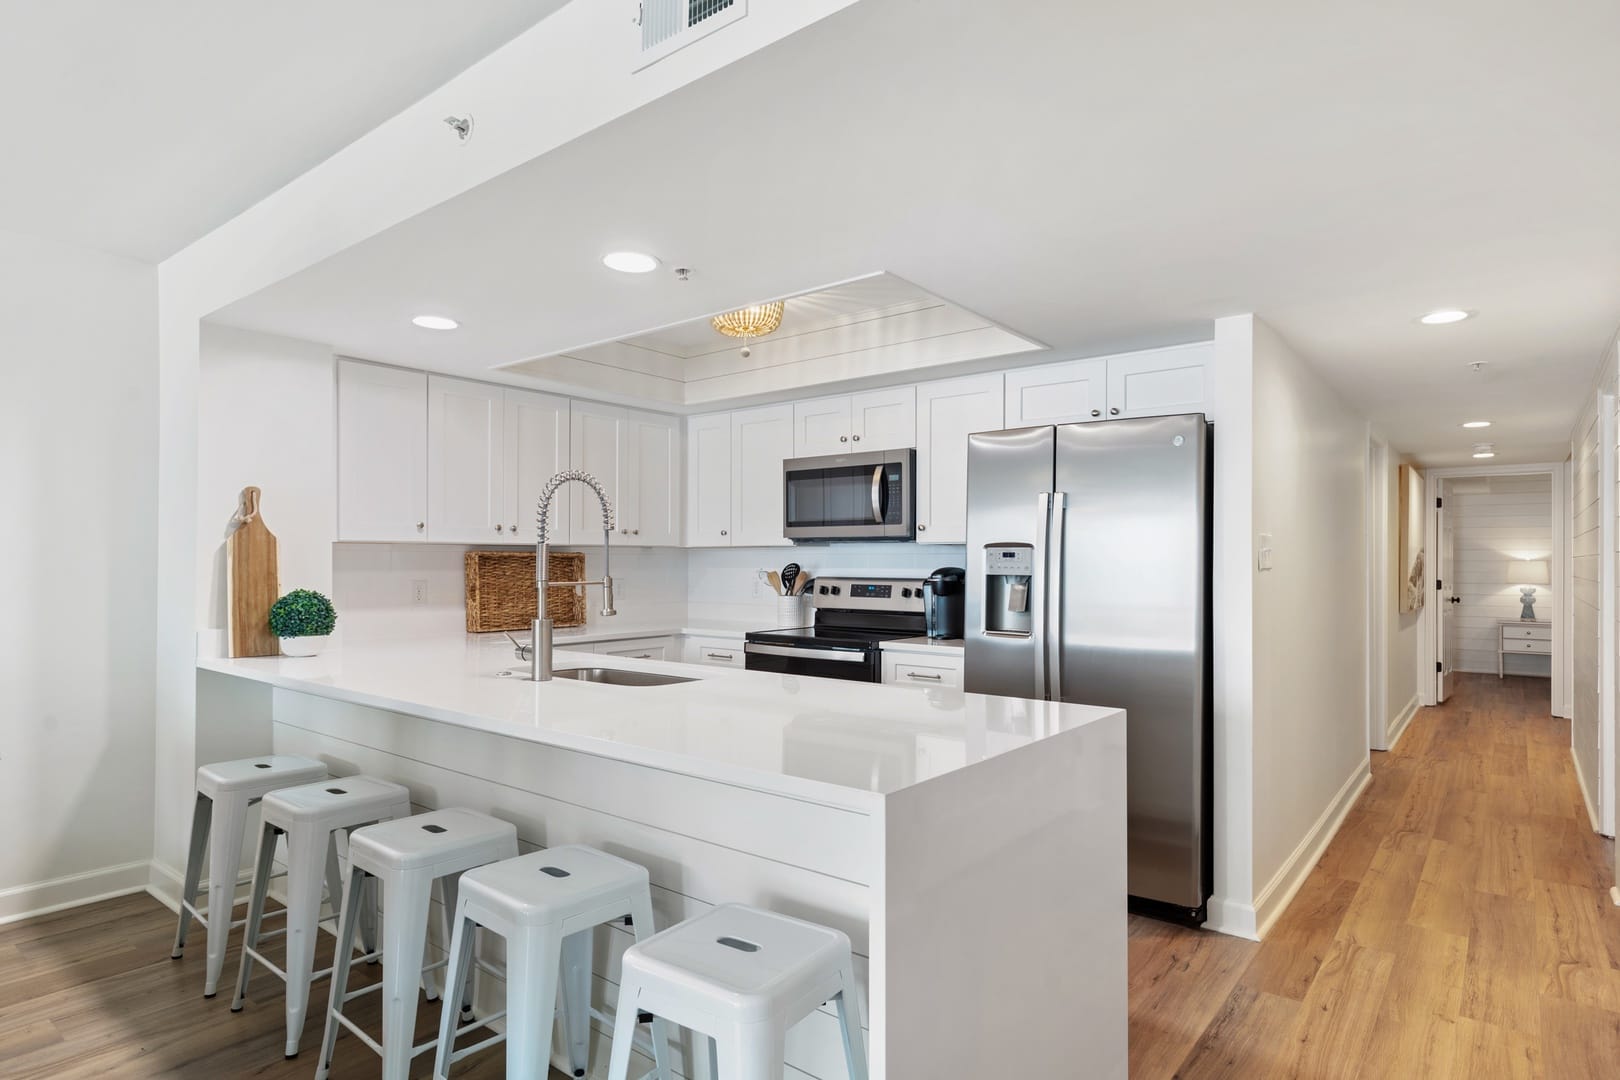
[711,301,785,340]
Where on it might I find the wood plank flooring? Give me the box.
[0,674,1614,1077]
[1131,674,1620,1079]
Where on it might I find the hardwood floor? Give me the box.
[1131,674,1620,1079]
[0,674,1613,1078]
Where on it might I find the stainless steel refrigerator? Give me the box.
[965,414,1211,923]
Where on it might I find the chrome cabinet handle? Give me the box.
[511,524,518,533]
[631,653,651,659]
[416,522,425,531]
[1090,409,1101,417]
[1109,407,1121,415]
[495,524,503,532]
[632,529,639,535]
[852,434,861,441]
[705,651,734,661]
[905,671,943,681]
[918,523,927,531]
[840,435,849,443]
[720,529,728,536]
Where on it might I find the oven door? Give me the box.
[744,642,880,682]
[782,450,914,541]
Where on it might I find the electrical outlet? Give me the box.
[411,579,428,605]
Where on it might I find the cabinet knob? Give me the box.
[495,523,503,532]
[852,434,861,441]
[416,522,425,531]
[632,529,640,535]
[1109,407,1121,415]
[1090,409,1101,417]
[840,435,848,443]
[918,523,927,531]
[511,524,518,533]
[720,529,728,536]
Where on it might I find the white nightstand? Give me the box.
[1499,619,1551,677]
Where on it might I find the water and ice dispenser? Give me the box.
[981,543,1034,636]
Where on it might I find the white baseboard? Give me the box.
[1251,762,1373,941]
[1572,749,1602,833]
[1611,885,1619,907]
[147,858,261,915]
[1203,894,1258,940]
[0,860,153,926]
[1385,695,1419,752]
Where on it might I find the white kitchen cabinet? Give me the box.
[567,402,624,545]
[686,412,733,546]
[881,650,965,689]
[792,387,916,455]
[916,374,1004,544]
[427,376,506,544]
[1004,358,1108,426]
[504,388,570,543]
[731,403,795,547]
[620,409,681,547]
[597,635,676,661]
[683,634,746,668]
[1106,342,1210,419]
[337,360,427,541]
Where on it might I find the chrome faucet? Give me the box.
[517,471,617,681]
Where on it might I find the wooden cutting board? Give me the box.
[227,486,280,657]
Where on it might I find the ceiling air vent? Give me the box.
[636,0,747,70]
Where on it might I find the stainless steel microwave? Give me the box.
[782,449,915,541]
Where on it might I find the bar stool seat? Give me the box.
[230,775,413,1057]
[171,754,328,998]
[317,808,519,1080]
[433,846,675,1080]
[606,904,868,1080]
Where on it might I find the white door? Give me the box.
[336,360,427,541]
[504,388,569,544]
[1438,502,1457,702]
[1004,358,1107,426]
[916,374,1004,544]
[732,403,795,547]
[793,395,853,456]
[850,386,916,450]
[569,402,624,544]
[621,409,680,546]
[427,376,506,543]
[1105,342,1210,420]
[686,412,733,546]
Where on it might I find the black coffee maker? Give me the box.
[922,567,966,639]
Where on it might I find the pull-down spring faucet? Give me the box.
[520,471,616,681]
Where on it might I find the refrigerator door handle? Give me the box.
[1033,492,1052,698]
[1046,491,1066,703]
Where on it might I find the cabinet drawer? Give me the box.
[685,637,745,668]
[597,635,675,661]
[885,659,963,689]
[1502,624,1551,641]
[1504,638,1551,655]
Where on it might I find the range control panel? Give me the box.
[811,576,927,612]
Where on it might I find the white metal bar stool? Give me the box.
[605,904,868,1080]
[432,845,675,1080]
[317,807,519,1080]
[229,775,413,1057]
[170,754,328,997]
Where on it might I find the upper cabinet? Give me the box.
[792,387,916,456]
[731,403,795,547]
[567,402,623,545]
[686,412,733,546]
[505,388,570,544]
[916,374,1004,544]
[427,376,507,544]
[1005,344,1209,427]
[567,402,680,547]
[337,360,427,541]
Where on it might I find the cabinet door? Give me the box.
[1106,342,1210,419]
[337,360,427,541]
[505,388,570,544]
[686,412,733,546]
[568,402,624,544]
[1004,358,1108,426]
[851,386,916,450]
[621,409,681,547]
[427,376,506,543]
[731,403,795,547]
[916,374,1004,544]
[792,395,853,456]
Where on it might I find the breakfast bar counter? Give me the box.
[200,635,1128,1079]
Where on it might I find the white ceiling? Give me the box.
[0,1,560,262]
[211,0,1620,465]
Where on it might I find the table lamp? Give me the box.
[1517,558,1549,620]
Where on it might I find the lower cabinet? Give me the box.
[683,634,746,669]
[597,635,675,661]
[880,650,964,689]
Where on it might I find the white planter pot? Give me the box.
[278,635,329,657]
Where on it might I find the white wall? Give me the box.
[1571,378,1607,823]
[1386,455,1422,732]
[0,229,157,919]
[1446,474,1554,676]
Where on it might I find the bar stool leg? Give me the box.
[559,928,592,1077]
[316,864,367,1080]
[604,972,643,1080]
[722,1024,784,1080]
[432,907,479,1080]
[280,819,332,1057]
[440,872,475,1016]
[627,894,675,1080]
[230,822,281,1012]
[833,964,869,1080]
[358,859,380,961]
[172,793,211,959]
[379,872,435,1080]
[505,928,564,1080]
[203,792,251,997]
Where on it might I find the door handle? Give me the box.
[1047,492,1066,703]
[871,465,885,524]
[1033,493,1051,698]
[1447,596,1461,604]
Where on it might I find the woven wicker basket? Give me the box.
[464,550,587,633]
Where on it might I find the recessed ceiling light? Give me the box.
[602,251,660,274]
[1472,451,1496,458]
[412,315,459,330]
[1461,420,1492,429]
[1472,442,1496,459]
[1420,309,1472,325]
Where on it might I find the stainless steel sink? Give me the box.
[551,667,697,687]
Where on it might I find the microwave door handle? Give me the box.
[1033,493,1051,698]
[871,464,885,524]
[1046,492,1065,703]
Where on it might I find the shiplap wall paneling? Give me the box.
[1447,475,1554,676]
[1573,400,1604,817]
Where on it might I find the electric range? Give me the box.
[744,576,929,682]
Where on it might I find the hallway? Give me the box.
[1130,673,1619,1078]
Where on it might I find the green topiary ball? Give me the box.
[268,589,338,638]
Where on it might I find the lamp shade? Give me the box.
[1517,559,1550,586]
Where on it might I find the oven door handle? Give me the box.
[745,642,867,663]
[870,464,886,524]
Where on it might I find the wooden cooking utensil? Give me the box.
[227,486,280,658]
[766,570,784,596]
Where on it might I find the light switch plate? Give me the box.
[1257,534,1274,572]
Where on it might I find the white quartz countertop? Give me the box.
[198,633,1120,811]
[879,636,965,654]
